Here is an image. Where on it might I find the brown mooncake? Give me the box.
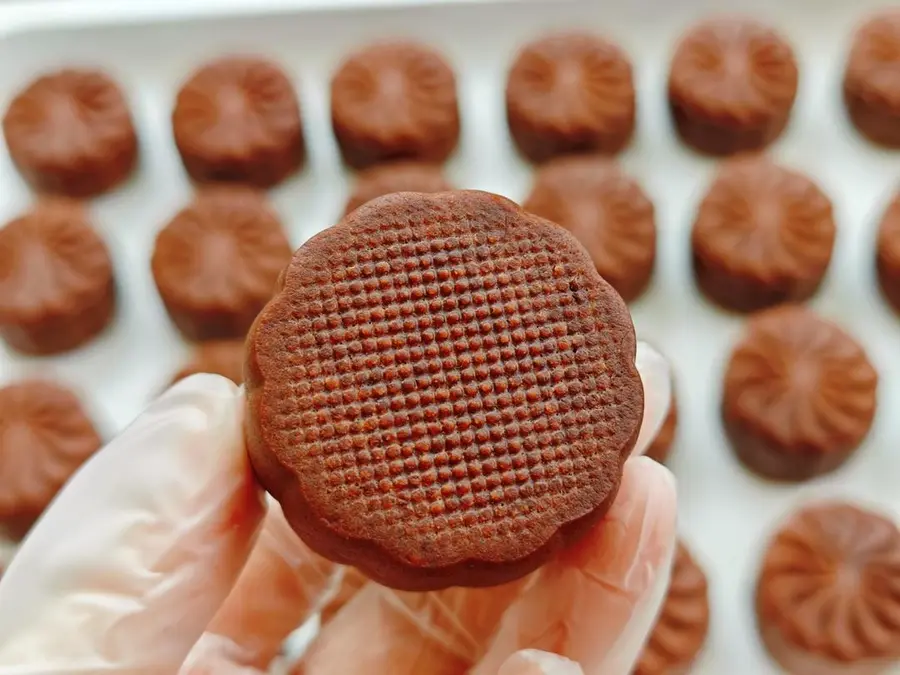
[844,11,900,148]
[172,56,305,187]
[245,189,644,591]
[722,305,877,482]
[757,502,900,675]
[343,161,453,217]
[634,541,710,675]
[0,199,116,356]
[2,69,138,198]
[668,18,799,155]
[523,156,655,303]
[506,32,636,163]
[3,68,138,197]
[692,155,835,313]
[0,380,102,541]
[330,42,460,170]
[151,186,292,341]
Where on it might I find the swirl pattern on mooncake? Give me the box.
[757,502,900,673]
[723,305,877,482]
[669,18,799,155]
[635,541,710,675]
[0,380,102,540]
[151,186,292,341]
[844,11,900,148]
[0,199,116,355]
[506,33,635,162]
[523,156,655,302]
[330,42,460,170]
[173,56,304,187]
[2,69,137,197]
[692,155,835,312]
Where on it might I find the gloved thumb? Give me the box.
[0,375,265,674]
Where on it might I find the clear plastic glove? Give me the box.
[0,342,677,675]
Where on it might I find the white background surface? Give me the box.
[1,0,900,672]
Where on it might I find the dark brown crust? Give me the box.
[505,33,635,163]
[692,155,835,313]
[171,340,245,386]
[0,199,116,355]
[245,190,643,591]
[2,69,138,198]
[330,42,460,170]
[522,156,655,303]
[757,502,900,675]
[343,162,453,217]
[722,306,877,482]
[844,12,900,148]
[151,186,292,341]
[0,380,102,541]
[172,56,305,187]
[634,541,710,675]
[668,18,798,156]
[645,386,678,465]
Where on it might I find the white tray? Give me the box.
[2,0,900,672]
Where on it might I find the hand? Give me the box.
[0,343,676,675]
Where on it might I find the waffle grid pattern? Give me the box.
[258,197,637,561]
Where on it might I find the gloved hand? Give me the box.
[0,342,677,675]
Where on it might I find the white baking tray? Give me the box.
[2,0,900,672]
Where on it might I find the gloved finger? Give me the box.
[180,502,340,673]
[294,579,528,675]
[179,633,270,675]
[320,566,369,624]
[498,651,585,675]
[470,457,677,675]
[0,374,265,675]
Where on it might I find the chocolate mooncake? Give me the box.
[245,190,644,591]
